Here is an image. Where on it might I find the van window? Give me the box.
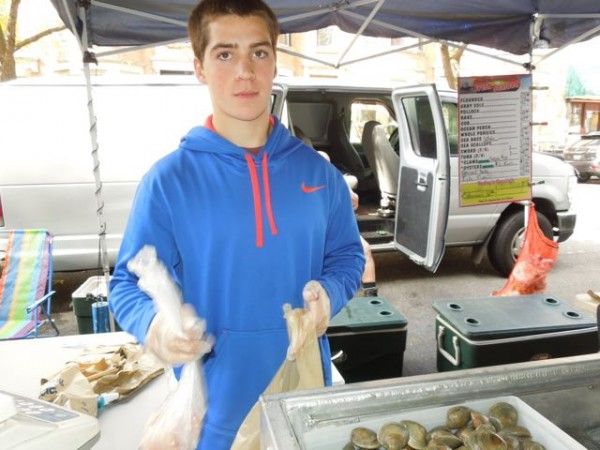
[401,96,437,159]
[442,101,458,156]
[288,102,331,144]
[350,101,396,145]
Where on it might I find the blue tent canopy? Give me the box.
[50,0,600,56]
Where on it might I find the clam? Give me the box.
[455,424,475,442]
[474,423,496,435]
[447,406,471,429]
[501,425,532,440]
[489,402,518,429]
[399,420,428,450]
[522,440,546,450]
[464,429,508,450]
[377,422,409,450]
[427,426,452,441]
[427,432,463,449]
[426,444,453,450]
[350,427,379,449]
[470,411,490,429]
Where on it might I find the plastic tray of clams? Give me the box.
[301,396,585,450]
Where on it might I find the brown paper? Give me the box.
[39,343,164,416]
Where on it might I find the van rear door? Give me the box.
[391,84,450,272]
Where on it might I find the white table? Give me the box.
[0,332,343,449]
[0,332,168,449]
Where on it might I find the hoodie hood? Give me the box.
[178,115,301,170]
[178,116,304,248]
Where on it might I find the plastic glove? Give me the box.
[303,280,331,336]
[287,281,331,360]
[145,303,213,366]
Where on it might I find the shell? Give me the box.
[377,422,409,450]
[501,425,532,440]
[455,424,475,442]
[489,402,518,429]
[464,429,508,450]
[522,440,546,450]
[399,420,428,450]
[470,411,490,429]
[427,426,452,441]
[351,427,380,449]
[427,432,463,449]
[447,406,472,429]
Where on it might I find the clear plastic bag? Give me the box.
[127,246,207,450]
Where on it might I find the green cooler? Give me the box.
[326,297,408,383]
[434,294,599,372]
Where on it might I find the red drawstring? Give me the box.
[245,153,264,248]
[207,115,278,248]
[262,153,278,236]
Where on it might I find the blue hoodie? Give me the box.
[109,117,364,449]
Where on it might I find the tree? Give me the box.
[440,43,465,90]
[0,0,65,81]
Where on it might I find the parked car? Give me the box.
[0,77,577,277]
[563,132,600,182]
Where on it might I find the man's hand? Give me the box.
[303,280,331,337]
[145,304,212,365]
[286,281,331,361]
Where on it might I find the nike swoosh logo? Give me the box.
[301,182,326,194]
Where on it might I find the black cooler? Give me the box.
[434,294,599,372]
[326,297,407,383]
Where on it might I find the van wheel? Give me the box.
[487,210,553,277]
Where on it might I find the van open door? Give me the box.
[271,84,287,119]
[391,85,450,272]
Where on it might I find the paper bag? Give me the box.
[231,304,325,450]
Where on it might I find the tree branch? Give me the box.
[15,25,66,51]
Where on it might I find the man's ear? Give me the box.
[194,57,206,83]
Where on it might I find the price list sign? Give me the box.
[458,74,532,207]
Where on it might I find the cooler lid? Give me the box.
[328,297,408,332]
[433,294,597,339]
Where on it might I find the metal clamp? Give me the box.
[437,325,461,366]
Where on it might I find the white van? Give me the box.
[0,76,212,270]
[1,76,577,275]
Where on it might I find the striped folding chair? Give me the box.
[0,229,59,339]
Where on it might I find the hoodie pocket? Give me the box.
[202,327,288,436]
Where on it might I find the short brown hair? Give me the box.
[188,0,280,61]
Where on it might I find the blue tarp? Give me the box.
[50,1,600,55]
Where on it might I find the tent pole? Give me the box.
[77,2,113,330]
[91,1,187,27]
[339,10,527,68]
[338,39,435,67]
[278,0,378,24]
[336,0,387,67]
[276,47,337,68]
[535,23,600,65]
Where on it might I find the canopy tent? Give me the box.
[51,0,600,65]
[47,0,600,285]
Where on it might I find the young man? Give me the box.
[108,1,364,449]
